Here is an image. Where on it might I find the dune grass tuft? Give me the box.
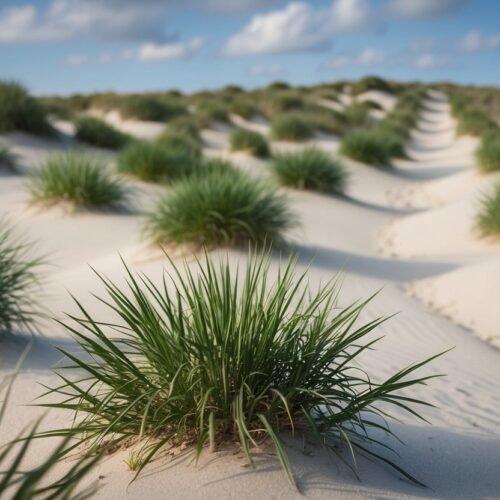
[120,95,186,122]
[457,109,496,136]
[0,81,53,135]
[340,130,393,167]
[117,141,199,183]
[272,148,347,194]
[477,185,500,236]
[30,153,126,209]
[477,130,500,173]
[271,113,314,142]
[0,220,43,335]
[230,128,270,158]
[75,116,132,150]
[352,76,393,95]
[162,115,202,144]
[147,168,293,247]
[40,251,442,487]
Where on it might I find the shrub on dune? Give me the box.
[195,101,230,128]
[0,220,42,335]
[230,128,270,158]
[230,98,258,119]
[352,75,393,95]
[261,93,304,118]
[477,130,500,173]
[75,116,132,149]
[147,168,293,247]
[457,109,496,136]
[120,95,186,122]
[478,185,500,236]
[117,141,198,183]
[272,148,347,194]
[156,130,202,159]
[30,153,126,209]
[163,115,202,144]
[340,130,391,167]
[304,107,346,136]
[0,81,53,135]
[344,102,373,128]
[42,250,441,487]
[271,113,314,142]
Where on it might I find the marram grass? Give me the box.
[147,168,293,247]
[30,153,127,209]
[271,113,314,142]
[477,184,500,236]
[230,128,270,158]
[40,251,443,487]
[271,148,348,194]
[0,220,43,335]
[75,116,132,150]
[477,130,500,173]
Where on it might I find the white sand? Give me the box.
[1,90,500,499]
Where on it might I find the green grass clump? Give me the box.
[477,130,500,172]
[156,129,202,159]
[343,102,373,129]
[230,128,270,158]
[117,141,198,183]
[457,109,496,136]
[0,221,42,335]
[229,98,258,119]
[30,153,126,209]
[42,251,441,487]
[75,116,132,150]
[120,95,186,122]
[271,113,314,142]
[147,168,293,247]
[340,130,392,167]
[164,115,202,144]
[352,76,393,95]
[0,81,53,135]
[0,145,18,171]
[478,185,500,236]
[304,108,346,136]
[261,93,304,118]
[272,148,347,193]
[195,101,230,128]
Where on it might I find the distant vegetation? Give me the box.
[147,167,293,247]
[0,81,53,135]
[272,148,347,194]
[230,128,270,158]
[351,75,394,95]
[30,153,126,209]
[478,185,500,236]
[271,112,314,141]
[120,95,186,122]
[75,116,132,149]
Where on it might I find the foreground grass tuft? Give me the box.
[75,116,132,150]
[41,251,442,487]
[477,185,500,236]
[30,153,126,209]
[147,168,293,247]
[0,221,42,335]
[230,128,270,158]
[477,130,500,173]
[271,113,314,142]
[117,141,199,183]
[272,148,347,193]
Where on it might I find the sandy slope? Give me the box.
[1,91,500,499]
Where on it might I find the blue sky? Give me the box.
[0,0,498,95]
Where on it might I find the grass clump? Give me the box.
[343,102,373,129]
[230,128,270,158]
[340,130,391,167]
[272,148,347,194]
[75,116,132,150]
[352,76,393,95]
[147,168,293,247]
[477,130,500,173]
[41,251,441,487]
[30,153,126,209]
[230,98,258,119]
[120,95,186,122]
[164,115,202,144]
[0,81,53,135]
[117,141,199,183]
[195,101,230,128]
[271,113,314,142]
[477,185,500,236]
[0,221,42,335]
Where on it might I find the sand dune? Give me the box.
[1,90,500,499]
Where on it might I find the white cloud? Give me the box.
[65,54,88,66]
[414,53,448,70]
[249,64,286,77]
[388,0,465,19]
[224,0,372,56]
[323,47,384,69]
[132,38,205,62]
[459,30,500,52]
